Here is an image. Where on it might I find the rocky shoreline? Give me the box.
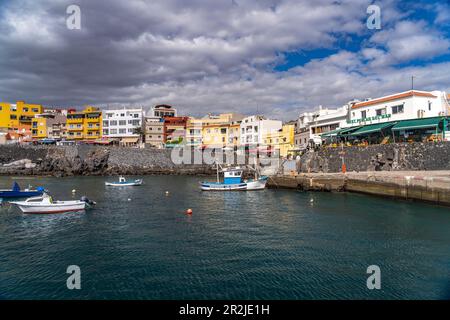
[0,145,215,177]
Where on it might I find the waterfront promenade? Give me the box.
[269,171,450,206]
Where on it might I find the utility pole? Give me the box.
[411,75,415,91]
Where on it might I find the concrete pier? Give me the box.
[268,171,450,206]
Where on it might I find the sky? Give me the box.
[0,0,449,120]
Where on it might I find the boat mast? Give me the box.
[216,161,220,183]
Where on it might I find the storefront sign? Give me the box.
[347,114,391,124]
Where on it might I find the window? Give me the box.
[254,126,258,133]
[360,110,367,119]
[23,108,29,112]
[220,128,227,134]
[32,108,39,112]
[10,115,17,120]
[392,105,404,114]
[376,108,386,116]
[119,120,126,126]
[428,101,432,111]
[110,129,117,134]
[131,120,140,126]
[103,129,109,135]
[119,128,126,134]
[120,113,125,117]
[103,121,109,127]
[134,114,139,118]
[128,128,134,133]
[110,120,117,126]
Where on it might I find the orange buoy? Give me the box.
[186,208,193,215]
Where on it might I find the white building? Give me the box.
[149,105,177,118]
[240,115,282,146]
[347,90,449,127]
[295,106,348,145]
[294,111,317,150]
[102,108,144,146]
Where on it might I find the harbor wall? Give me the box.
[300,142,450,173]
[268,172,450,206]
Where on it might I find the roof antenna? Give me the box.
[411,75,415,91]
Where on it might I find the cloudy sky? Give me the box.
[0,0,449,119]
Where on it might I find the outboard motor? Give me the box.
[81,196,96,206]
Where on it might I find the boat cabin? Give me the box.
[223,168,243,184]
[119,176,126,183]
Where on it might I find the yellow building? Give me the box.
[31,112,67,140]
[66,106,102,140]
[186,113,244,148]
[0,101,43,130]
[263,124,295,157]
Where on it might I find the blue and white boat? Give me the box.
[0,182,45,199]
[200,165,268,191]
[105,176,143,187]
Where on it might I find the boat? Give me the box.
[200,163,268,191]
[105,176,143,187]
[0,182,45,199]
[10,194,96,214]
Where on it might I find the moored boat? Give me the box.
[105,176,143,187]
[10,194,96,214]
[200,164,268,191]
[0,182,45,199]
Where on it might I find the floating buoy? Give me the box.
[186,208,193,215]
[128,198,131,202]
[72,189,76,193]
[310,199,314,203]
[165,191,169,196]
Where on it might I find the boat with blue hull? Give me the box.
[201,164,268,191]
[0,182,45,199]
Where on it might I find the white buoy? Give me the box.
[72,189,76,193]
[128,198,131,201]
[165,191,169,196]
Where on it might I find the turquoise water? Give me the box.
[1,175,450,300]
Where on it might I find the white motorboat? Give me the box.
[200,162,268,191]
[105,176,143,187]
[10,194,96,214]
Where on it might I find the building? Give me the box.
[164,116,188,146]
[347,90,448,127]
[0,101,44,142]
[307,106,349,144]
[200,113,244,148]
[145,116,165,148]
[263,124,295,157]
[185,117,204,147]
[149,105,177,118]
[31,112,67,140]
[66,106,102,141]
[102,108,143,146]
[294,111,317,150]
[240,115,282,146]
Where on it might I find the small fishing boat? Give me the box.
[200,163,268,191]
[0,182,45,199]
[105,176,143,187]
[10,194,96,214]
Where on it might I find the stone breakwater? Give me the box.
[268,171,450,206]
[300,142,450,173]
[0,145,214,176]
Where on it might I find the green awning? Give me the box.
[321,128,343,137]
[391,117,442,131]
[348,122,395,136]
[321,126,362,137]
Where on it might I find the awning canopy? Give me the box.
[348,122,395,136]
[321,126,362,137]
[391,117,442,131]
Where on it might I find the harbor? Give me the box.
[1,175,450,300]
